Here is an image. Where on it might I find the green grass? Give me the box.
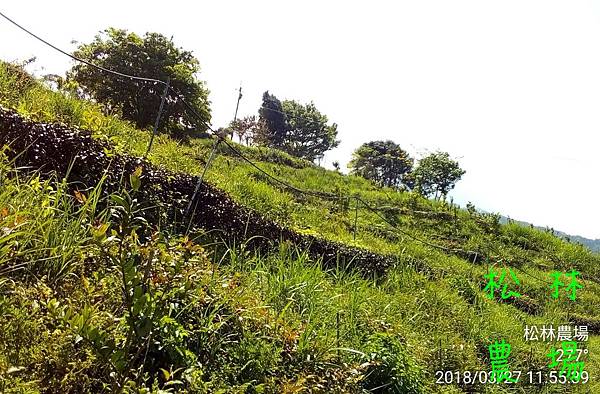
[0,60,599,393]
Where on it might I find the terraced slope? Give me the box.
[0,106,392,276]
[1,61,599,393]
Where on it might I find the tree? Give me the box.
[348,140,414,189]
[229,115,266,145]
[257,91,287,147]
[412,151,465,199]
[67,28,211,134]
[280,100,339,161]
[257,92,339,161]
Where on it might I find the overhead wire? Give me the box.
[218,138,344,200]
[0,10,167,86]
[355,196,457,253]
[0,9,332,134]
[0,10,578,288]
[0,10,339,200]
[257,105,333,127]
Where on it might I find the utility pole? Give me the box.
[233,83,243,123]
[231,83,243,141]
[184,135,222,226]
[144,78,170,158]
[353,196,359,241]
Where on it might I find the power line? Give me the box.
[1,9,325,134]
[233,103,337,134]
[0,11,574,287]
[219,138,343,200]
[258,105,333,127]
[0,9,214,134]
[356,196,456,253]
[0,10,215,132]
[0,10,167,86]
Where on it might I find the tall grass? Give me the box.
[0,162,105,283]
[0,60,599,392]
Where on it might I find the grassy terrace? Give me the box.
[0,61,599,393]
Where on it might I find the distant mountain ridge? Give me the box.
[498,215,600,253]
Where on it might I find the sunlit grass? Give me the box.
[0,60,598,393]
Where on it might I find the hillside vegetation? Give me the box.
[0,61,599,393]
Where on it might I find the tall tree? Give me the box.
[280,100,339,162]
[257,91,287,147]
[67,28,210,134]
[412,151,465,199]
[348,140,414,189]
[257,92,339,161]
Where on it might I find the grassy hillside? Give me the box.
[498,215,600,253]
[0,61,599,393]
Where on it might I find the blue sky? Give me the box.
[2,1,600,238]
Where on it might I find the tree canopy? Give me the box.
[348,140,414,189]
[256,91,287,148]
[256,91,339,161]
[412,151,465,199]
[280,100,339,162]
[67,28,211,134]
